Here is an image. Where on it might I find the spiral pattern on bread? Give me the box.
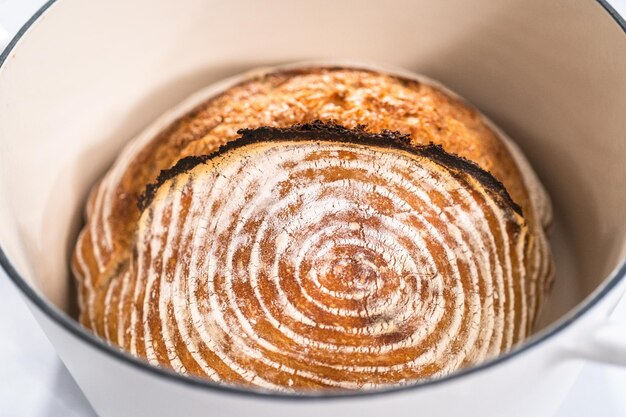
[72,65,553,391]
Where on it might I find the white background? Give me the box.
[1,0,625,416]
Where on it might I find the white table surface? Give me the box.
[1,1,626,416]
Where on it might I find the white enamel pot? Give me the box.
[1,1,626,416]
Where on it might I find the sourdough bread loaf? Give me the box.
[72,65,553,391]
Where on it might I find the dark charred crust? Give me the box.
[138,121,523,217]
[138,155,210,210]
[418,145,523,216]
[237,120,413,145]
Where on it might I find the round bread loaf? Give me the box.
[72,65,553,391]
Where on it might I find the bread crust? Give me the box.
[71,65,553,390]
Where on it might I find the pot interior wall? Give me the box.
[0,0,625,333]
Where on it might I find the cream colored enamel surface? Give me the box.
[1,0,626,416]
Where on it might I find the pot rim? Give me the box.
[0,0,625,401]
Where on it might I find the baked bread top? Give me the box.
[72,65,553,391]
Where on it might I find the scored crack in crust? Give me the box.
[138,121,523,217]
[71,65,554,391]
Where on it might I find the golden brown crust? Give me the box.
[71,65,553,390]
